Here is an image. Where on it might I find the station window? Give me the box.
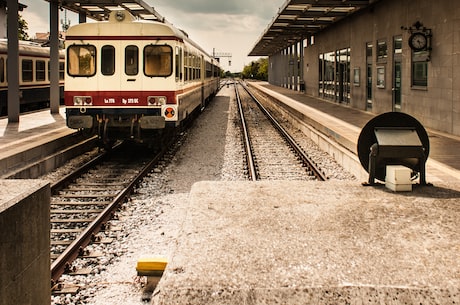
[323,51,335,100]
[101,45,115,76]
[394,36,402,54]
[67,45,96,76]
[22,59,33,82]
[125,45,138,76]
[377,40,387,62]
[144,45,172,77]
[366,42,373,110]
[36,60,46,81]
[412,60,428,87]
[0,57,4,83]
[411,50,428,87]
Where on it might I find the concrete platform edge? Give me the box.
[153,180,460,305]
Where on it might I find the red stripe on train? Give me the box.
[64,90,177,107]
[65,36,183,42]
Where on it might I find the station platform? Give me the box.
[151,82,459,305]
[0,108,68,150]
[153,180,460,305]
[249,82,460,184]
[0,108,82,178]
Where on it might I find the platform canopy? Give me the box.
[44,0,165,22]
[249,0,380,56]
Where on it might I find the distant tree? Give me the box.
[242,58,268,81]
[256,58,268,80]
[18,14,30,40]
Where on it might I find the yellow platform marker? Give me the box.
[136,257,168,302]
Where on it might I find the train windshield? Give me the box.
[144,45,173,77]
[67,45,96,77]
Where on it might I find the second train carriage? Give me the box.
[0,39,65,116]
[64,10,220,144]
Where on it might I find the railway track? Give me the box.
[49,140,173,289]
[235,81,327,181]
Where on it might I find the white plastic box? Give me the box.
[385,165,412,192]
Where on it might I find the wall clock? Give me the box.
[409,32,427,51]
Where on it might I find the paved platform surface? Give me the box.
[0,108,71,157]
[152,83,459,304]
[0,109,79,177]
[153,180,459,304]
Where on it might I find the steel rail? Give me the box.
[50,141,171,285]
[50,141,124,193]
[240,82,328,181]
[234,82,258,181]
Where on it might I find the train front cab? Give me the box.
[64,10,220,144]
[65,42,181,141]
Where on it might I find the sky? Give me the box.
[20,0,285,72]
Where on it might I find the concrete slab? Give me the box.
[0,107,96,179]
[153,180,460,304]
[0,179,50,305]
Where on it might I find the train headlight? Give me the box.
[74,96,93,106]
[115,11,125,21]
[158,96,167,104]
[147,96,167,106]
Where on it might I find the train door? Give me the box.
[100,44,119,101]
[122,44,142,100]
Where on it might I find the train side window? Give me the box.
[22,59,33,82]
[184,51,189,81]
[59,62,65,80]
[0,57,4,83]
[144,45,172,77]
[101,45,115,75]
[125,45,138,76]
[36,60,46,81]
[67,45,96,76]
[49,61,65,80]
[175,46,182,80]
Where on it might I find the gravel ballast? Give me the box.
[50,85,384,304]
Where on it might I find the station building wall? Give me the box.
[301,0,460,136]
[0,7,6,39]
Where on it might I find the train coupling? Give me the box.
[67,115,93,129]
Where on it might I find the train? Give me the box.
[64,9,220,146]
[0,39,65,116]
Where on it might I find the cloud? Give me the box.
[154,0,280,18]
[19,0,283,71]
[20,8,50,37]
[151,0,282,70]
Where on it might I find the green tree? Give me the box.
[242,58,268,81]
[18,14,30,40]
[256,58,268,80]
